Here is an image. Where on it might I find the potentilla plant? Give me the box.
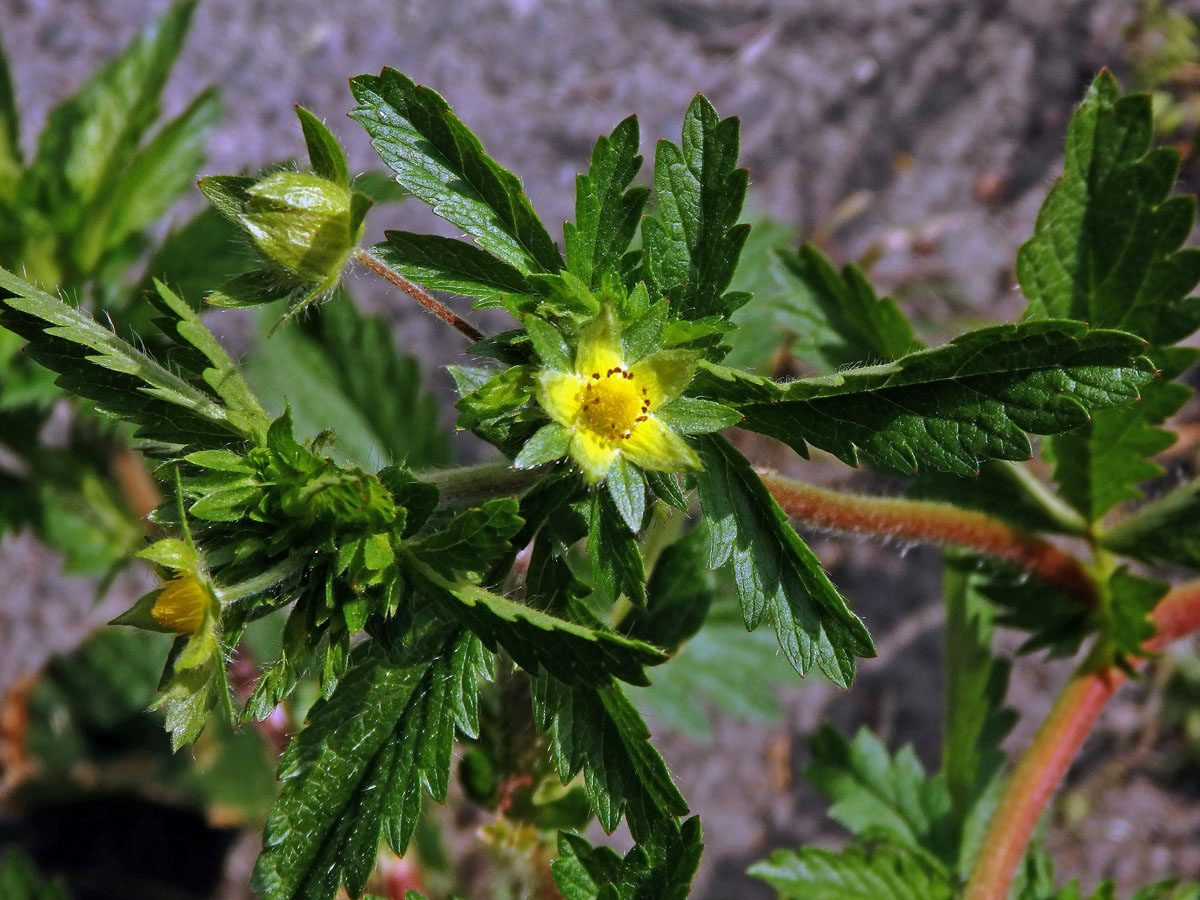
[4,5,1200,898]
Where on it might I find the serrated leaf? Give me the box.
[608,457,646,532]
[775,244,918,368]
[247,295,449,470]
[0,267,256,448]
[533,674,688,840]
[623,526,713,652]
[691,434,874,687]
[587,489,647,606]
[735,321,1155,476]
[411,498,523,578]
[975,560,1092,659]
[642,94,750,322]
[1104,476,1200,569]
[24,1,197,237]
[565,115,649,290]
[551,816,703,900]
[805,725,955,868]
[1108,568,1164,665]
[1049,347,1194,522]
[409,557,665,687]
[253,639,478,900]
[295,105,349,186]
[525,313,572,371]
[92,86,221,265]
[749,845,955,900]
[369,232,533,310]
[941,560,1016,834]
[1018,71,1200,347]
[349,68,562,274]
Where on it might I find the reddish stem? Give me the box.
[353,247,485,343]
[758,472,1097,605]
[962,577,1200,900]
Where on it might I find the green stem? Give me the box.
[997,460,1089,536]
[961,577,1200,900]
[353,246,486,343]
[418,459,545,508]
[758,471,1097,606]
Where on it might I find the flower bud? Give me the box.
[238,172,370,289]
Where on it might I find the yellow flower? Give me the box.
[151,574,209,634]
[526,307,702,483]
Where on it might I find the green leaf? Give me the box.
[630,601,795,742]
[0,267,258,448]
[775,244,918,367]
[409,557,665,687]
[0,42,20,205]
[1018,71,1200,347]
[25,1,197,234]
[253,638,481,900]
[533,674,689,840]
[1048,347,1194,522]
[0,849,72,900]
[1104,476,1200,569]
[369,232,533,310]
[642,94,750,321]
[623,526,713,652]
[608,457,646,532]
[654,396,740,434]
[411,498,523,579]
[295,105,349,186]
[513,422,571,469]
[551,816,703,900]
[95,86,222,262]
[749,845,955,900]
[349,68,562,274]
[735,321,1156,476]
[974,559,1092,659]
[805,725,955,868]
[691,434,874,687]
[941,560,1016,835]
[247,295,449,470]
[587,489,648,606]
[720,213,801,372]
[565,115,649,290]
[525,313,573,371]
[1108,568,1164,665]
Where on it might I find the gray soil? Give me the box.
[3,0,1200,897]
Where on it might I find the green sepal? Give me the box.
[608,456,647,533]
[514,423,572,469]
[654,396,740,434]
[295,104,350,186]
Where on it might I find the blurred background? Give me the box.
[3,1,1200,897]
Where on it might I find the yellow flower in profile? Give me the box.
[523,306,702,483]
[151,573,209,634]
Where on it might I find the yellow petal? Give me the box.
[570,429,620,483]
[537,370,584,426]
[151,574,209,634]
[629,350,701,408]
[621,416,701,473]
[574,306,624,378]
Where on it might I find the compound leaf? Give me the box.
[749,845,955,900]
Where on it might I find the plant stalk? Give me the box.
[758,472,1096,605]
[961,577,1200,900]
[353,246,485,343]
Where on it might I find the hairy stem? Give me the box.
[758,472,1097,605]
[353,246,485,343]
[962,577,1200,900]
[419,459,545,508]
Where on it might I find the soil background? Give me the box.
[3,1,1200,898]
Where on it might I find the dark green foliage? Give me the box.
[565,115,649,290]
[368,232,533,310]
[941,564,1016,833]
[735,321,1155,475]
[253,638,485,900]
[533,674,689,841]
[349,68,563,275]
[551,817,703,900]
[775,244,917,368]
[0,850,72,900]
[749,845,955,900]
[641,94,750,322]
[691,434,874,687]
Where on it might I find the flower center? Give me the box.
[579,366,650,441]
